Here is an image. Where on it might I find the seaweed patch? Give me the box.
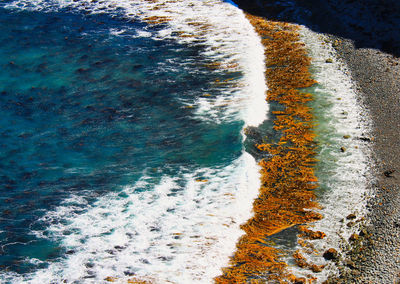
[215,15,325,283]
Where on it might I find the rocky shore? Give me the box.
[233,0,400,282]
[324,33,400,284]
[308,2,400,282]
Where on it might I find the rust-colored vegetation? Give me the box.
[215,15,324,283]
[143,15,171,25]
[104,276,154,283]
[298,225,326,240]
[127,278,154,284]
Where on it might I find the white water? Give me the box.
[20,155,260,283]
[2,1,269,283]
[287,27,373,281]
[5,0,268,127]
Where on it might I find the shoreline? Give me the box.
[298,27,373,283]
[216,15,328,283]
[324,35,400,284]
[228,0,400,282]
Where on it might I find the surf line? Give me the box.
[215,15,327,283]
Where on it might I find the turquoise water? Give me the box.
[0,4,244,277]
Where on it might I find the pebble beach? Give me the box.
[329,28,400,284]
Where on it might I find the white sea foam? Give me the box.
[3,154,260,283]
[109,28,127,36]
[5,0,268,127]
[1,0,269,283]
[286,27,373,281]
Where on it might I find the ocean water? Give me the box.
[0,0,268,283]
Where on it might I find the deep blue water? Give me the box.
[0,5,243,275]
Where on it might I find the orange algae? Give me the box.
[215,15,324,283]
[142,15,171,25]
[127,278,154,284]
[104,276,154,284]
[298,225,326,240]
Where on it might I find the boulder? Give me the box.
[323,248,339,261]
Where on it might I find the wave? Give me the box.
[1,0,269,282]
[5,0,268,126]
[0,154,257,283]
